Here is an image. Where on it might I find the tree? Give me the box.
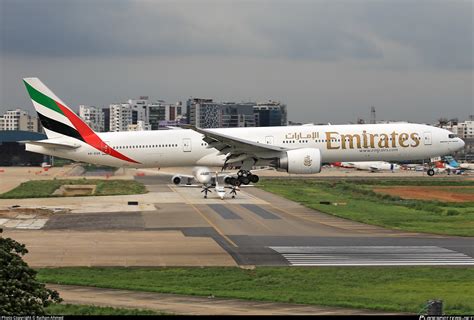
[0,228,62,315]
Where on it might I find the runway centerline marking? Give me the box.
[169,185,237,248]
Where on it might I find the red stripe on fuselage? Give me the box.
[55,101,140,164]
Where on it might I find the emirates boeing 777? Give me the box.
[23,78,465,184]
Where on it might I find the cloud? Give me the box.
[2,0,470,69]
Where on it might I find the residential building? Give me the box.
[109,103,132,132]
[79,105,104,132]
[0,109,39,132]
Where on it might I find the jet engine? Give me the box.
[172,175,182,185]
[277,148,322,174]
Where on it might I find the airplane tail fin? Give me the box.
[23,77,94,141]
[434,161,445,169]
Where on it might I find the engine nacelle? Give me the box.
[278,148,322,174]
[172,175,182,185]
[223,175,233,185]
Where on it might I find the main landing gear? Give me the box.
[227,170,259,186]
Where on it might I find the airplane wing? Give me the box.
[23,139,81,149]
[368,166,380,172]
[184,125,287,165]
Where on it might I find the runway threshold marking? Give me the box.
[169,186,237,248]
[270,246,474,266]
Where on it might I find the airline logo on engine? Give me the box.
[304,155,312,167]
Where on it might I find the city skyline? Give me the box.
[1,0,472,124]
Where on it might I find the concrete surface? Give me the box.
[4,230,236,267]
[1,167,473,268]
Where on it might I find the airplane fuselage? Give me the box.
[26,123,464,168]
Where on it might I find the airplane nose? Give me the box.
[459,138,465,149]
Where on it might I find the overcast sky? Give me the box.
[1,0,472,124]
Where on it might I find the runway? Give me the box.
[2,173,473,267]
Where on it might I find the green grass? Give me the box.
[0,179,147,199]
[37,267,474,314]
[46,303,161,315]
[259,179,474,237]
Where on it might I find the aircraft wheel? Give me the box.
[234,179,242,186]
[427,168,435,176]
[240,177,250,185]
[249,174,259,183]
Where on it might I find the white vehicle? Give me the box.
[23,77,465,185]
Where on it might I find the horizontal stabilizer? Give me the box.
[23,139,81,149]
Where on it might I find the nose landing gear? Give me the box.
[201,186,212,198]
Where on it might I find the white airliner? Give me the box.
[334,161,400,172]
[23,77,465,185]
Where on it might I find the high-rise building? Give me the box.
[79,105,104,132]
[221,102,256,128]
[102,107,110,132]
[128,97,149,125]
[187,98,221,128]
[109,103,132,132]
[148,100,178,130]
[0,109,39,132]
[253,101,287,127]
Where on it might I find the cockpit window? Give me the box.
[448,134,457,138]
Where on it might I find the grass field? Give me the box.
[37,267,474,314]
[259,179,474,236]
[0,179,147,199]
[46,303,160,315]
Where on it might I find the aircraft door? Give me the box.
[182,138,192,152]
[423,132,432,145]
[265,136,274,145]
